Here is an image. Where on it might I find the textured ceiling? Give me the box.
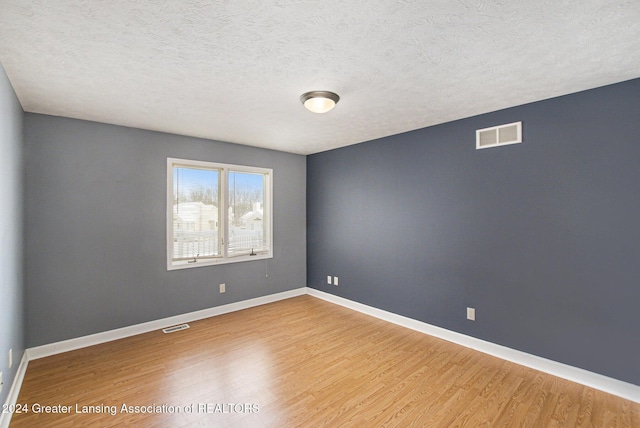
[1,1,639,154]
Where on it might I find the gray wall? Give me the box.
[24,114,306,347]
[307,78,640,385]
[0,62,24,406]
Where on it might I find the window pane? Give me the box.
[228,171,266,255]
[167,157,272,270]
[173,167,219,260]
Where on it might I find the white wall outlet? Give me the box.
[0,371,3,395]
[8,348,12,369]
[327,276,332,285]
[219,283,226,293]
[334,276,339,286]
[467,307,476,321]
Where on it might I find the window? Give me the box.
[167,158,272,270]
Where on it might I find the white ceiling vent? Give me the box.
[476,121,522,149]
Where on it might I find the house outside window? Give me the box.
[167,158,272,270]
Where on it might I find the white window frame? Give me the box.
[167,157,273,270]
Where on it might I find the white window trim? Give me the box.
[167,157,273,270]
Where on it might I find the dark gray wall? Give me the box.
[307,78,640,385]
[0,62,24,406]
[24,114,306,347]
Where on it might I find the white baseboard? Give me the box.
[8,286,639,412]
[3,287,306,427]
[27,287,306,360]
[306,288,640,404]
[0,351,29,428]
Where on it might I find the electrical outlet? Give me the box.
[8,349,12,369]
[327,276,332,285]
[334,276,339,286]
[467,307,476,321]
[0,371,3,395]
[220,283,226,293]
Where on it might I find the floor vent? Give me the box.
[162,324,190,334]
[476,121,522,149]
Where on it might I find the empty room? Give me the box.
[1,1,639,427]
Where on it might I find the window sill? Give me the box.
[167,252,272,271]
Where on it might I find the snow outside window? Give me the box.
[167,158,272,270]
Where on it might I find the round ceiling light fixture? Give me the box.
[300,91,340,113]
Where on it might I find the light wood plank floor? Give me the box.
[10,295,639,427]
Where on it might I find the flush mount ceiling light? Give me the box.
[300,91,340,113]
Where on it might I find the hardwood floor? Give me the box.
[10,295,639,427]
